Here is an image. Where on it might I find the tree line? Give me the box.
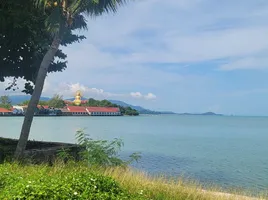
[84,98,139,116]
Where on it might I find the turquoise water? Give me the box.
[1,115,268,191]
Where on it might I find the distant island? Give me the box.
[178,112,223,116]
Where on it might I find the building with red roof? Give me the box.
[67,106,89,116]
[66,106,121,116]
[0,107,12,116]
[86,107,121,116]
[58,108,72,116]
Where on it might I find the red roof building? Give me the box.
[0,107,12,115]
[66,106,121,116]
[59,108,72,116]
[86,107,121,116]
[67,106,88,116]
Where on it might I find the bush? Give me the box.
[0,163,146,200]
[71,129,141,167]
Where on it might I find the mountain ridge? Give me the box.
[109,100,175,114]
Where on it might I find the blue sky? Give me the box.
[2,0,268,116]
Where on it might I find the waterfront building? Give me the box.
[86,107,121,116]
[0,108,12,116]
[12,106,26,115]
[67,106,89,116]
[66,106,121,116]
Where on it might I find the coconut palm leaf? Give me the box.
[33,0,129,35]
[69,0,128,16]
[45,4,66,35]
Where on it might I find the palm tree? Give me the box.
[14,0,128,159]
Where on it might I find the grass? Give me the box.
[0,162,266,200]
[101,167,266,200]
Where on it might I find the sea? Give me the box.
[1,115,268,192]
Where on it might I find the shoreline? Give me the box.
[201,190,264,200]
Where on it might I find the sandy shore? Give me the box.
[202,189,264,200]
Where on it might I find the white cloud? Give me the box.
[42,82,156,101]
[145,93,157,100]
[130,92,143,98]
[60,0,268,75]
[130,92,156,100]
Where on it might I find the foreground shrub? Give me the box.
[61,129,141,167]
[0,163,145,200]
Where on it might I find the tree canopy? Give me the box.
[47,94,65,108]
[0,0,85,94]
[18,100,48,106]
[85,98,139,116]
[0,96,12,110]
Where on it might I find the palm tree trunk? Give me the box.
[14,35,61,160]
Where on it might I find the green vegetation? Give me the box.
[18,95,64,108]
[120,106,139,116]
[74,130,141,167]
[86,98,114,107]
[47,94,66,108]
[0,163,145,200]
[0,163,261,200]
[19,100,48,106]
[0,96,12,110]
[0,130,144,199]
[85,98,139,116]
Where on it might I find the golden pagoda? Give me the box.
[73,90,82,106]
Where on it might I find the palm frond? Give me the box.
[45,4,66,36]
[70,14,87,30]
[34,0,48,11]
[69,0,129,17]
[32,0,130,35]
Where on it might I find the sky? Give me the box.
[2,0,268,116]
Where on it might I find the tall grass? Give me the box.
[101,166,266,200]
[0,162,266,200]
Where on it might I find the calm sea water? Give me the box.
[1,115,268,191]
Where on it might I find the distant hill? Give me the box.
[9,95,50,105]
[109,100,175,115]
